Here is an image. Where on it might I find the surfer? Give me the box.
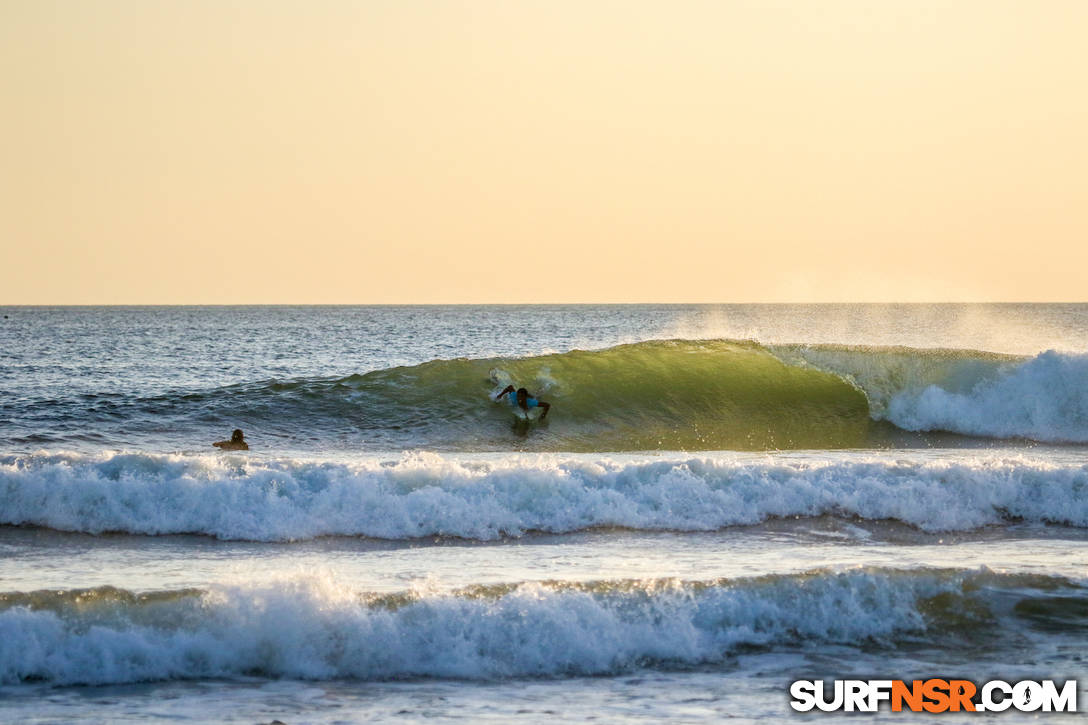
[496,385,551,420]
[212,429,249,451]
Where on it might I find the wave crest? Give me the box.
[10,340,1088,450]
[1,568,1081,685]
[3,451,1087,541]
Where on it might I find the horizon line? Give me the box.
[3,301,1087,308]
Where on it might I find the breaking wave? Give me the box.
[1,567,1082,685]
[8,340,1088,451]
[2,451,1086,540]
[773,344,1088,445]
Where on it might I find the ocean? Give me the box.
[1,304,1086,722]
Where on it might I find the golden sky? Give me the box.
[2,0,1086,303]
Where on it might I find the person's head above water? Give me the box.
[213,428,249,450]
[516,388,529,408]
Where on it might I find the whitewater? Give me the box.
[1,304,1087,723]
[4,450,1088,539]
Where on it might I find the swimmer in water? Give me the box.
[213,429,249,451]
[496,385,551,420]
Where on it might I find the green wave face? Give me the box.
[179,339,1054,451]
[333,340,875,451]
[499,340,874,450]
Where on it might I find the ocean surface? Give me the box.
[1,304,1087,723]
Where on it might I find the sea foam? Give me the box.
[2,451,1086,541]
[3,567,1078,685]
[884,350,1088,443]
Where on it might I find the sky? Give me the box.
[1,0,1086,304]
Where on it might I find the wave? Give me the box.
[1,567,1081,685]
[3,452,1087,540]
[772,344,1088,444]
[8,340,1088,451]
[183,339,877,451]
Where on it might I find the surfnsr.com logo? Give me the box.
[789,679,1078,713]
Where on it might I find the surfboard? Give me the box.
[489,368,513,401]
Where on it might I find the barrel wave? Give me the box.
[10,339,1088,451]
[211,339,874,451]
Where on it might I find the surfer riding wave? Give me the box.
[496,385,551,421]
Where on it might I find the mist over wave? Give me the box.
[3,451,1087,540]
[7,339,1088,451]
